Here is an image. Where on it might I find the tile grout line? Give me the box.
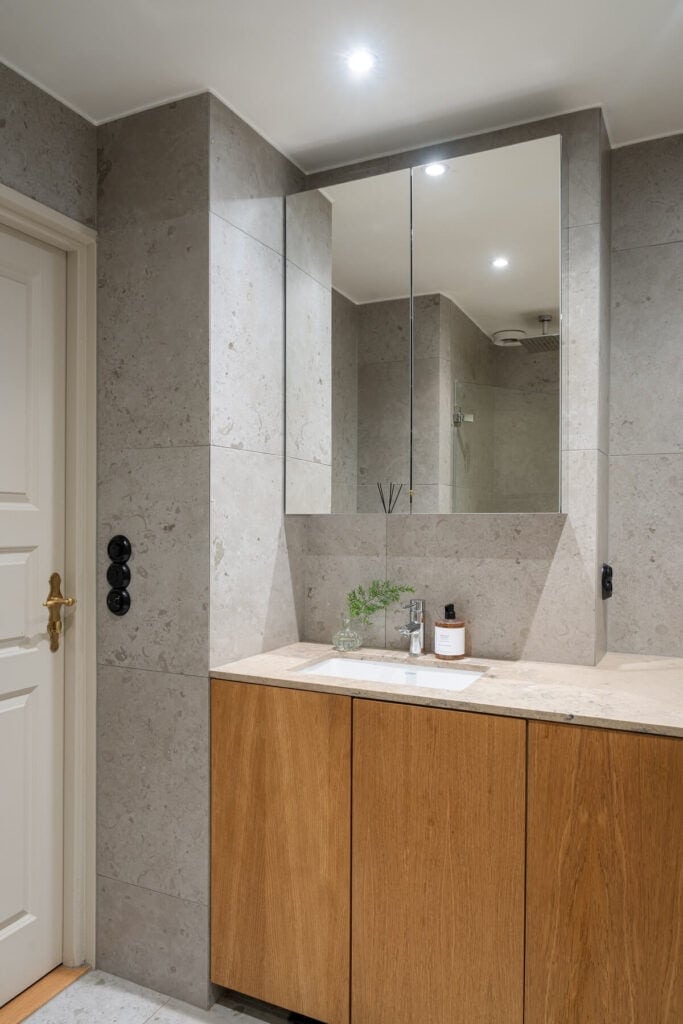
[96,870,209,908]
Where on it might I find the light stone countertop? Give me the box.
[211,643,683,738]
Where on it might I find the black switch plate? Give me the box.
[601,563,613,600]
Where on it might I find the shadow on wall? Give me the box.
[284,512,596,664]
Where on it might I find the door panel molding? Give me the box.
[0,182,97,969]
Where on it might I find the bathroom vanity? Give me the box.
[210,646,683,1024]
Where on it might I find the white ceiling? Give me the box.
[0,0,681,171]
[328,136,561,339]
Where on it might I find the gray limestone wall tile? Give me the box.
[413,357,445,486]
[0,62,96,227]
[98,445,210,677]
[562,223,602,452]
[297,515,387,647]
[98,212,210,450]
[286,190,332,287]
[442,295,494,385]
[97,876,211,1008]
[210,213,284,455]
[598,223,612,457]
[286,457,332,515]
[612,134,683,250]
[97,666,209,904]
[385,514,566,658]
[357,358,410,490]
[492,387,560,510]
[285,262,331,465]
[209,94,304,254]
[332,290,358,512]
[610,241,683,456]
[595,450,609,660]
[492,347,560,393]
[523,448,601,664]
[283,516,308,640]
[413,294,444,359]
[608,454,683,656]
[357,298,410,365]
[211,446,299,666]
[97,95,210,233]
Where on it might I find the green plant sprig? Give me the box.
[347,579,415,626]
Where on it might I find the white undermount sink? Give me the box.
[301,656,483,691]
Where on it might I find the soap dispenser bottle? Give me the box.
[434,604,466,660]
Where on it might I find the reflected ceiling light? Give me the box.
[347,49,376,75]
[425,162,446,176]
[491,256,509,269]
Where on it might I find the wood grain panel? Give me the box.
[211,680,351,1024]
[352,699,526,1024]
[526,722,683,1024]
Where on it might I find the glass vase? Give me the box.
[332,614,362,652]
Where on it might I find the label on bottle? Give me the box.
[434,624,465,657]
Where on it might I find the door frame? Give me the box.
[0,182,97,968]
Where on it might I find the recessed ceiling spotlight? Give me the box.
[347,49,376,75]
[491,256,509,269]
[425,163,446,177]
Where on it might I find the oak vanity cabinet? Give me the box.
[526,722,683,1024]
[210,680,351,1024]
[352,700,526,1024]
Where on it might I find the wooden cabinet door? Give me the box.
[352,699,526,1024]
[211,680,351,1024]
[526,722,683,1024]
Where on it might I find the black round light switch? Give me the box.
[107,562,131,589]
[107,588,131,616]
[107,534,132,564]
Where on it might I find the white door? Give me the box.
[0,224,67,1005]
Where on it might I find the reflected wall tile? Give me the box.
[612,135,683,250]
[98,95,210,232]
[286,458,332,515]
[610,241,683,456]
[332,289,359,512]
[285,262,332,464]
[97,445,210,677]
[286,190,332,287]
[211,447,299,666]
[97,666,209,904]
[210,213,284,455]
[608,454,683,657]
[357,358,410,487]
[97,876,211,1008]
[413,357,443,486]
[98,212,210,450]
[357,298,411,366]
[209,95,304,254]
[413,294,444,359]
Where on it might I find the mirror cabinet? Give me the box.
[285,135,561,514]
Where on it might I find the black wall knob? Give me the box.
[107,535,131,564]
[601,563,613,600]
[107,562,131,589]
[107,588,131,616]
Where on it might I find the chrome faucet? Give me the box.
[398,598,425,656]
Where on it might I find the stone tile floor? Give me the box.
[25,970,294,1024]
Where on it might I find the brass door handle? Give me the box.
[44,572,77,652]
